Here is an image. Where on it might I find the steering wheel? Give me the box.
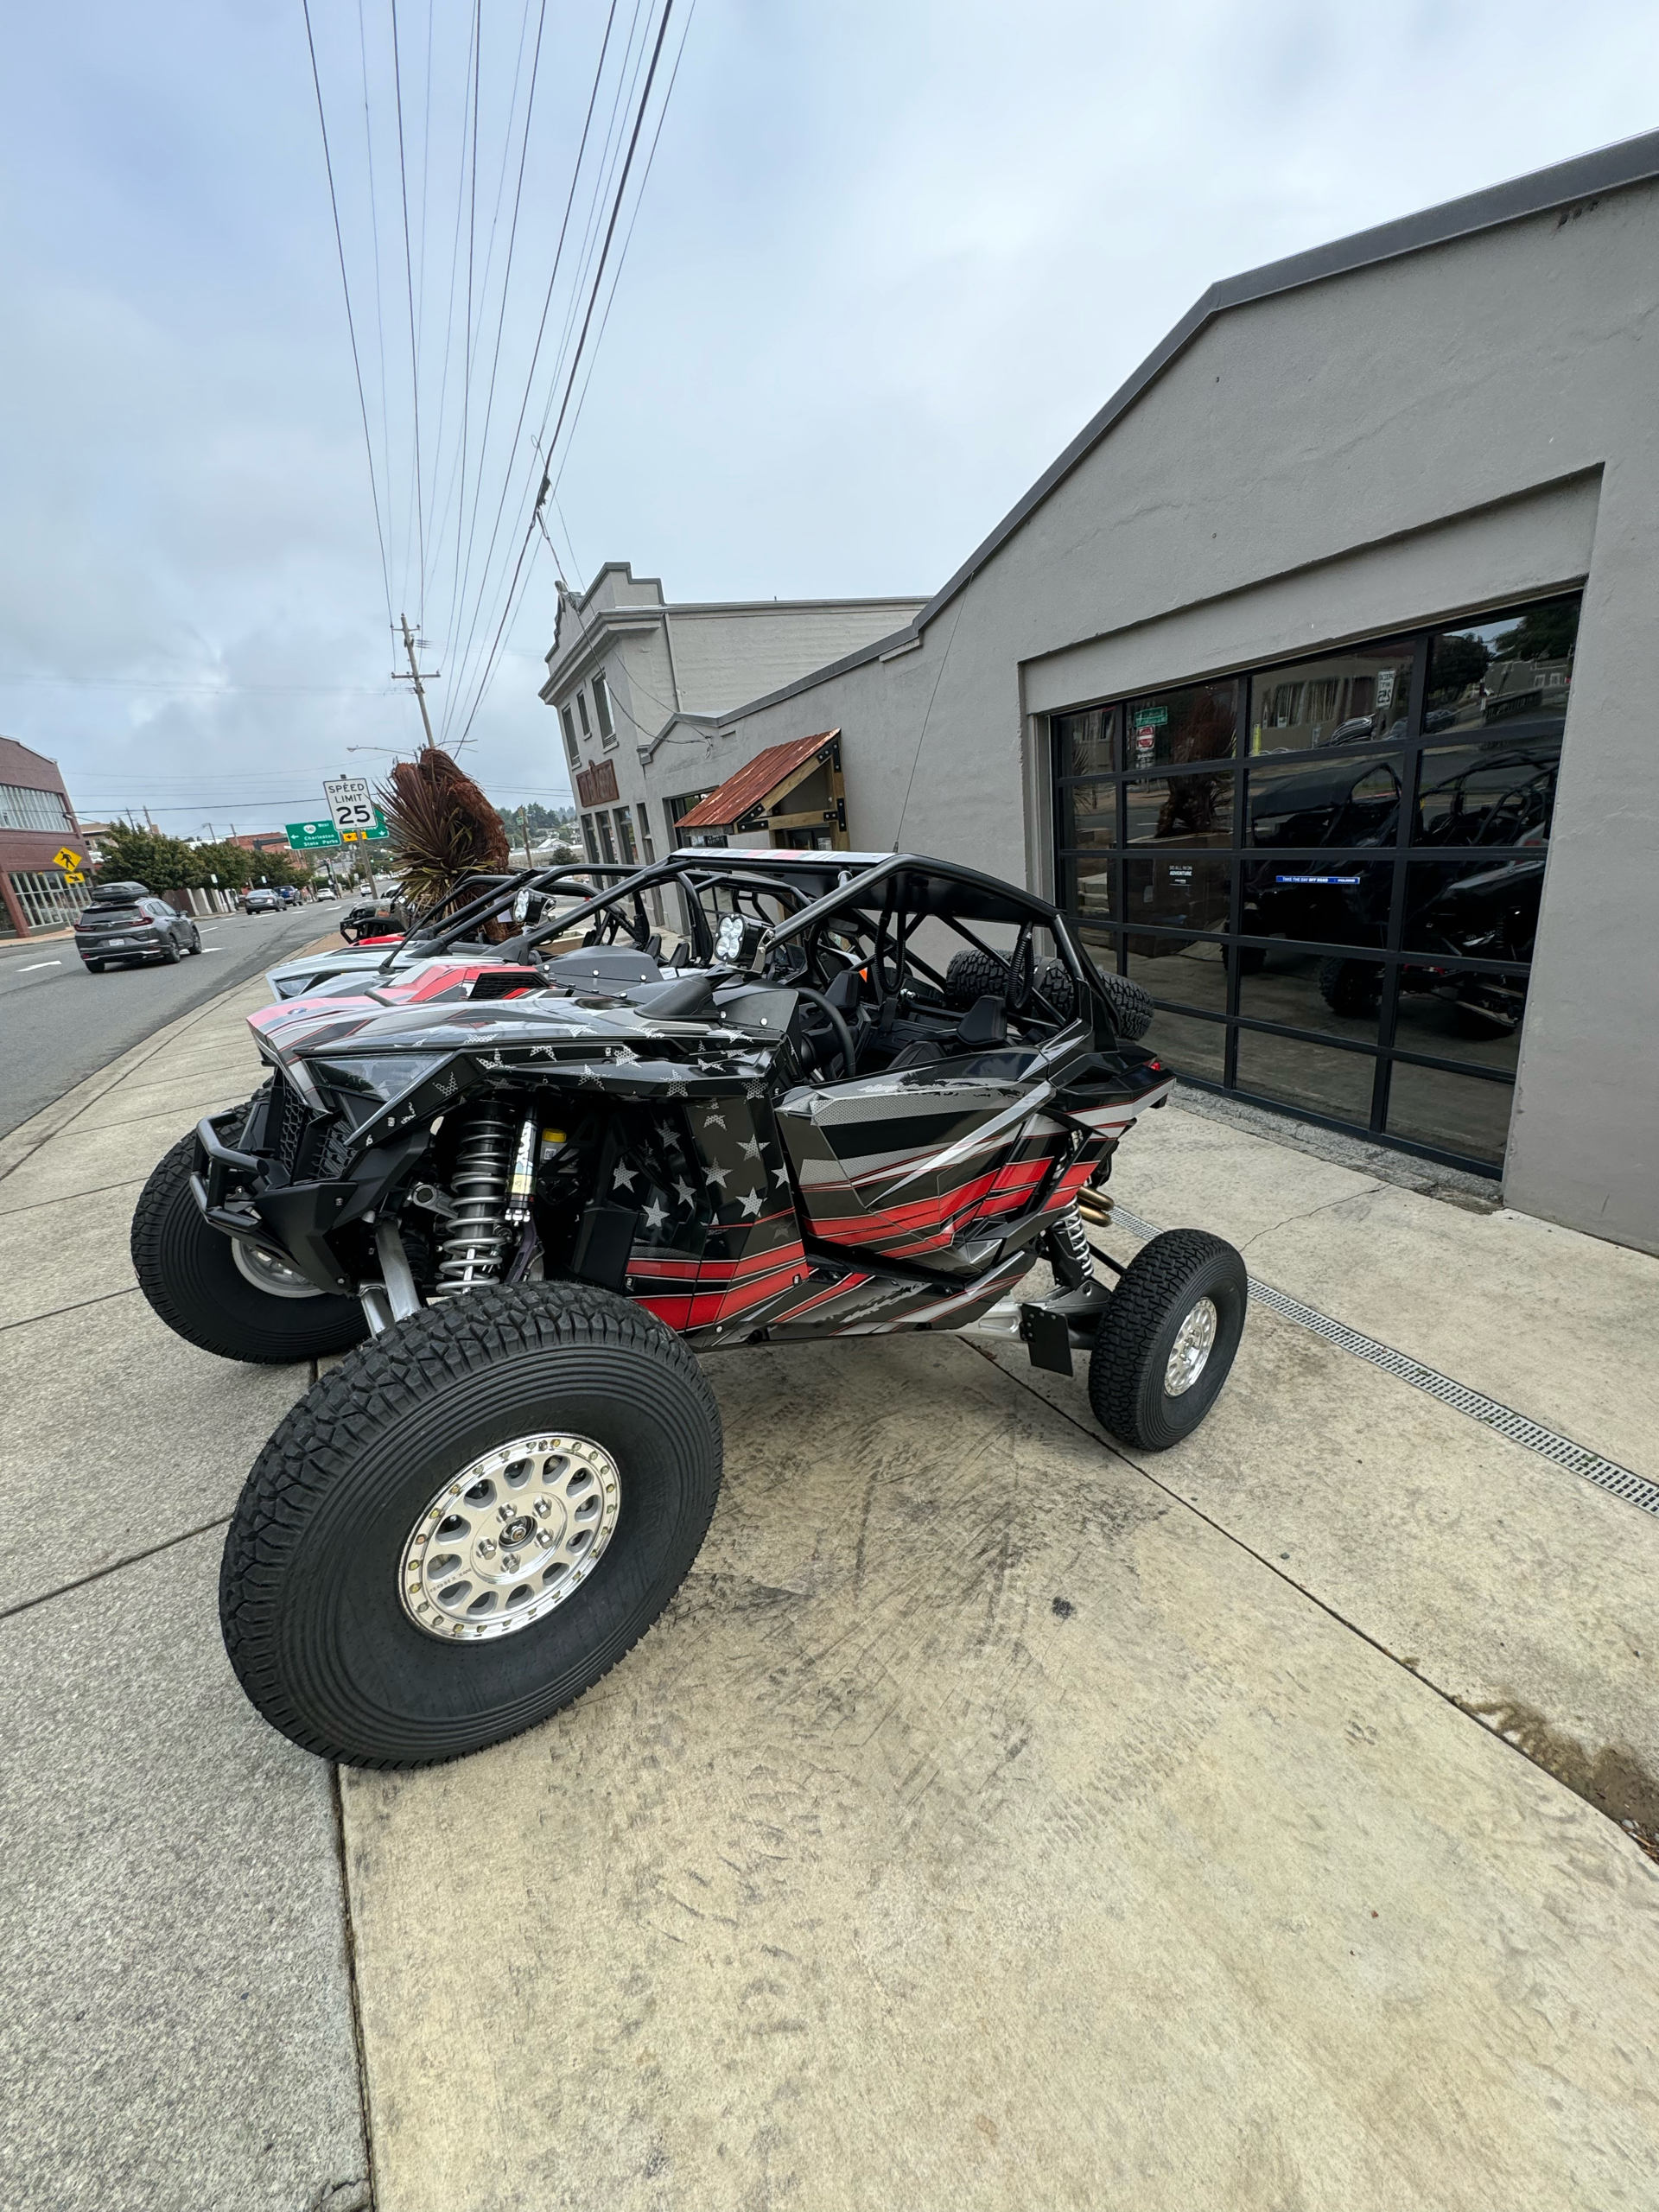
[1005,926,1036,1018]
[792,988,858,1084]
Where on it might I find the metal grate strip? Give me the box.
[1103,1202,1659,1520]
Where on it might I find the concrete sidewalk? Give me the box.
[3,975,1657,2209]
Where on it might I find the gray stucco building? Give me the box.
[539,565,924,867]
[674,132,1659,1257]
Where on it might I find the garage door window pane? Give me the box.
[1424,595,1578,737]
[1059,781,1116,848]
[1063,853,1114,921]
[1391,978,1522,1074]
[1141,1007,1226,1082]
[1124,855,1230,932]
[1413,739,1558,847]
[1236,1030,1377,1125]
[1056,707,1116,776]
[1242,858,1395,947]
[1123,683,1236,774]
[1249,642,1413,754]
[1125,767,1234,846]
[1386,1061,1511,1166]
[1237,948,1381,1043]
[1124,939,1229,1017]
[1246,753,1402,848]
[1402,855,1542,960]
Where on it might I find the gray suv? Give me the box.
[76,881,202,971]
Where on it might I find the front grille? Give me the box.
[269,1071,314,1177]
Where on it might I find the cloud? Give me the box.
[1,0,1654,830]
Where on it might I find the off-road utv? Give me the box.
[132,850,1248,1768]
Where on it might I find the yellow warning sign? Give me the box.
[54,846,83,872]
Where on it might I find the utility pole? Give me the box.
[519,805,533,868]
[394,613,440,751]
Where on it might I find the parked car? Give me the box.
[75,881,201,971]
[243,887,282,914]
[132,848,1247,1770]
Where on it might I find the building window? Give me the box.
[0,783,74,834]
[666,791,715,849]
[8,868,84,930]
[636,800,657,863]
[593,671,616,747]
[581,814,600,864]
[560,706,580,768]
[613,805,638,866]
[1052,592,1580,1174]
[595,813,617,865]
[575,689,591,739]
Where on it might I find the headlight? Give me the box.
[715,913,745,961]
[303,1052,452,1105]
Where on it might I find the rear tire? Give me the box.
[130,1131,370,1364]
[219,1284,723,1767]
[1087,1229,1247,1451]
[85,961,105,975]
[1094,969,1155,1043]
[1318,957,1382,1018]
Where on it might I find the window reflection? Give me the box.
[1386,1062,1511,1166]
[1125,767,1234,845]
[1414,741,1557,847]
[1125,940,1229,1017]
[1125,855,1230,934]
[1246,754,1401,848]
[1237,948,1380,1042]
[1055,706,1116,777]
[1249,643,1413,754]
[1391,982,1522,1071]
[1236,1030,1377,1125]
[1123,683,1236,774]
[1423,596,1577,736]
[1141,1006,1226,1081]
[1064,853,1114,921]
[1059,781,1116,848]
[1403,855,1542,962]
[1241,858,1395,947]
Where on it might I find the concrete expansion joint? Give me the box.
[328,1764,378,2212]
[0,1510,234,1629]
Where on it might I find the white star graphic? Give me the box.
[644,1198,668,1230]
[704,1161,728,1190]
[613,1163,638,1192]
[740,1136,762,1160]
[702,1109,727,1129]
[674,1179,697,1208]
[738,1189,762,1217]
[772,1163,791,1185]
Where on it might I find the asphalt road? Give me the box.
[0,901,338,1137]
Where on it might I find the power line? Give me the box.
[301,0,391,626]
[353,0,397,616]
[456,0,679,747]
[389,0,427,630]
[437,0,622,742]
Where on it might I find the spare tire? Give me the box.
[943,950,1078,1021]
[1095,971,1155,1043]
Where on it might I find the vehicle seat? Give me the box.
[955,994,1007,1049]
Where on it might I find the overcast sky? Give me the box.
[1,0,1653,836]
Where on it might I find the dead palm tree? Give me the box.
[379,748,511,918]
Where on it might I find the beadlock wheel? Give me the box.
[232,1237,324,1300]
[400,1433,621,1641]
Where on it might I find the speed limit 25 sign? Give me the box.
[323,776,377,836]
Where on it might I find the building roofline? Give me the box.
[714,126,1659,730]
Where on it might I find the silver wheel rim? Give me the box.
[232,1237,324,1300]
[1164,1295,1218,1397]
[400,1433,621,1643]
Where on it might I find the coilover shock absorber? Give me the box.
[435,1103,517,1295]
[1050,1198,1095,1284]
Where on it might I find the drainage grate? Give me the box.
[1103,1203,1659,1520]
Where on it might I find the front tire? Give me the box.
[1087,1229,1247,1451]
[130,1130,370,1363]
[219,1285,723,1767]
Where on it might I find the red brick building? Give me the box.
[0,736,88,938]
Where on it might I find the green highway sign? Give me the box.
[287,819,343,850]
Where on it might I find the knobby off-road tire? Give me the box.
[219,1283,723,1768]
[1087,1228,1248,1451]
[943,949,1081,1023]
[1094,970,1155,1043]
[130,1129,370,1364]
[1318,957,1382,1019]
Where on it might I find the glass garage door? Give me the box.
[1052,592,1580,1173]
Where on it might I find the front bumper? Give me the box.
[190,1113,358,1294]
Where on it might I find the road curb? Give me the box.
[0,928,340,1185]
